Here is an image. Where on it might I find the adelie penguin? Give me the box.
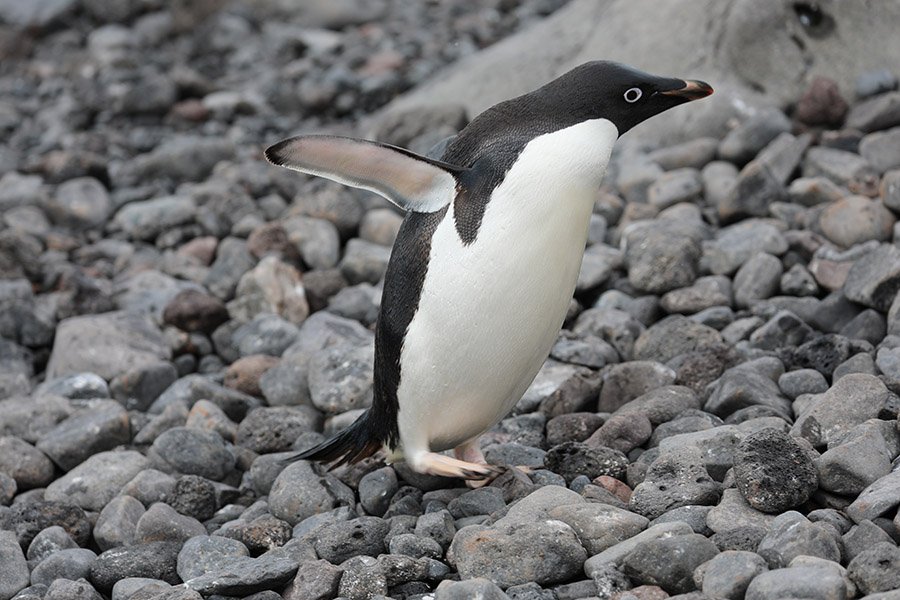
[266,61,713,481]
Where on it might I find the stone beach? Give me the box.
[2,1,900,600]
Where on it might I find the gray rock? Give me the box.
[843,520,896,562]
[135,502,206,543]
[150,375,259,422]
[204,237,257,301]
[0,500,91,548]
[30,547,97,586]
[326,283,380,326]
[448,487,506,518]
[415,510,457,551]
[586,413,652,454]
[268,461,354,526]
[176,535,249,581]
[236,406,321,454]
[846,91,900,132]
[388,533,443,559]
[46,311,170,381]
[577,243,621,292]
[857,69,899,99]
[573,307,645,360]
[649,137,719,170]
[711,525,767,553]
[335,555,387,600]
[614,385,701,425]
[817,420,897,495]
[648,168,703,208]
[819,195,895,247]
[847,542,900,595]
[307,344,374,414]
[149,427,235,481]
[658,425,743,480]
[630,446,722,519]
[733,428,818,513]
[548,502,649,555]
[112,195,196,241]
[702,220,787,276]
[846,469,900,523]
[748,310,813,350]
[0,437,54,490]
[35,373,108,400]
[281,558,342,600]
[719,108,791,164]
[756,512,841,568]
[705,366,791,420]
[860,126,900,173]
[0,530,28,600]
[339,238,391,285]
[598,361,676,412]
[787,176,846,206]
[94,495,145,551]
[622,533,718,594]
[181,553,299,596]
[26,525,77,563]
[45,450,148,511]
[624,222,701,293]
[792,373,890,447]
[842,245,900,311]
[110,362,179,412]
[698,550,768,599]
[450,520,586,588]
[314,516,388,563]
[707,489,777,534]
[229,256,310,325]
[744,565,848,600]
[583,521,694,576]
[90,542,182,592]
[36,399,130,471]
[233,313,301,358]
[649,505,714,536]
[435,578,510,600]
[184,400,238,445]
[803,146,878,189]
[660,275,732,315]
[0,395,72,446]
[778,369,829,400]
[44,579,104,600]
[734,253,783,308]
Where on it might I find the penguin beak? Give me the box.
[660,80,714,101]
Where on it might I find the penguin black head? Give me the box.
[533,61,713,136]
[532,61,713,135]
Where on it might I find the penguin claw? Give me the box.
[412,452,504,482]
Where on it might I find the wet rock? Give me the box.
[733,428,818,513]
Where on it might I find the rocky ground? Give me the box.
[2,1,900,600]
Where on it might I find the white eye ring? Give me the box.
[624,87,642,103]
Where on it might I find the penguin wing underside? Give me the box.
[265,134,465,213]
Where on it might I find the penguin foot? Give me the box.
[412,452,503,481]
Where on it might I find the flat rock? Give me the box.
[0,530,28,600]
[268,461,355,526]
[46,311,170,380]
[846,469,900,523]
[36,399,130,471]
[548,502,649,555]
[843,243,900,311]
[150,427,235,481]
[0,436,54,489]
[791,373,890,447]
[744,565,848,600]
[583,521,694,576]
[622,533,719,594]
[630,446,722,519]
[91,541,182,592]
[176,535,249,581]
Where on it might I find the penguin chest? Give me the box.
[395,118,618,452]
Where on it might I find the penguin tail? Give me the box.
[282,410,384,470]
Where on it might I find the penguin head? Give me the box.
[533,61,713,136]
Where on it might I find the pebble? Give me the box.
[36,399,130,471]
[791,373,890,446]
[583,521,694,576]
[598,361,676,412]
[543,442,628,483]
[0,436,55,490]
[268,461,354,526]
[26,525,77,562]
[777,368,829,399]
[586,413,652,454]
[281,558,342,600]
[702,220,787,276]
[44,450,148,511]
[182,554,299,596]
[30,547,98,586]
[733,428,818,513]
[0,530,29,600]
[845,91,900,132]
[135,502,206,543]
[90,541,182,592]
[236,406,321,454]
[846,469,900,523]
[176,535,249,581]
[733,253,783,308]
[817,419,897,495]
[697,550,768,599]
[436,578,510,599]
[314,516,388,563]
[307,344,375,414]
[818,195,896,247]
[659,276,732,314]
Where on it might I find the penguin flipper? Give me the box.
[265,134,465,213]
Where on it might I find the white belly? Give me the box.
[394,119,618,454]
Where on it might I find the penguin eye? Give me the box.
[624,87,642,103]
